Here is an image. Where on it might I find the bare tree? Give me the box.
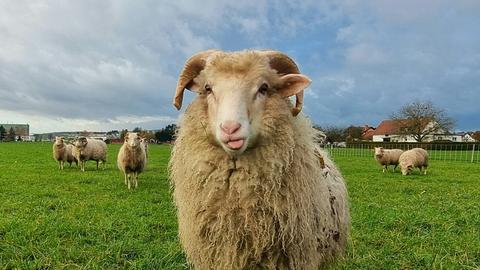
[391,101,455,142]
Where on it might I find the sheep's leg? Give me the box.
[424,167,427,175]
[81,161,85,172]
[383,165,387,173]
[96,161,99,170]
[61,161,64,170]
[393,164,397,172]
[134,172,138,188]
[124,173,128,185]
[127,174,131,190]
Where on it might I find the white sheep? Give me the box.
[169,50,350,269]
[117,132,147,189]
[399,147,429,175]
[52,136,77,169]
[140,137,148,159]
[374,147,404,172]
[73,137,107,172]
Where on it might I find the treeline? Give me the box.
[314,125,364,143]
[117,124,177,143]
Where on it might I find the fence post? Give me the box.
[471,144,476,163]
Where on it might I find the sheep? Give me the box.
[169,50,350,270]
[52,136,77,169]
[73,137,107,172]
[140,137,149,159]
[374,147,404,172]
[399,148,429,175]
[117,132,147,189]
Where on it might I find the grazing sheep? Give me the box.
[117,132,146,189]
[73,137,107,172]
[374,147,404,172]
[399,148,429,175]
[52,137,77,169]
[169,50,350,270]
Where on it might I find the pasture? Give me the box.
[0,142,479,269]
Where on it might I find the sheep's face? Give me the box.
[191,54,310,155]
[125,132,141,148]
[401,164,413,175]
[54,137,64,146]
[74,137,88,149]
[374,147,384,158]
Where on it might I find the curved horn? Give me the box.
[260,50,304,116]
[173,50,218,110]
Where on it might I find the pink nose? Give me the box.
[220,121,241,135]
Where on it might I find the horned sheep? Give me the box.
[73,137,107,172]
[117,132,147,189]
[374,147,404,172]
[169,50,350,269]
[52,136,77,169]
[399,148,429,175]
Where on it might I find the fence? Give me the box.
[324,142,480,163]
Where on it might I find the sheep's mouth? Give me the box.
[226,139,245,150]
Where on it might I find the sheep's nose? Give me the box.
[220,121,241,135]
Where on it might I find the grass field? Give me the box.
[1,142,479,269]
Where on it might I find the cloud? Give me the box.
[0,1,479,133]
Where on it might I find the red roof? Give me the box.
[372,120,401,136]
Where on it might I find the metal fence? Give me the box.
[324,142,480,163]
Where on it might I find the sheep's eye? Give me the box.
[205,84,212,93]
[258,83,268,95]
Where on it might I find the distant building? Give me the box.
[0,123,31,141]
[362,119,466,142]
[361,125,376,141]
[34,131,110,142]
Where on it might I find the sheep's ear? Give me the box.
[278,74,311,98]
[173,50,219,110]
[124,133,129,141]
[260,50,307,116]
[277,74,311,115]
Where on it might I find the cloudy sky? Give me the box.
[1,0,479,133]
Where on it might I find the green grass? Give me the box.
[0,142,186,269]
[326,147,480,163]
[1,143,479,269]
[332,156,480,270]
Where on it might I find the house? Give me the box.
[361,125,376,141]
[457,132,477,142]
[363,119,463,142]
[0,123,31,141]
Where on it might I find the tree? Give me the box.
[344,126,363,142]
[155,124,177,143]
[391,101,455,142]
[0,125,6,141]
[472,131,480,141]
[120,129,128,140]
[133,127,142,133]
